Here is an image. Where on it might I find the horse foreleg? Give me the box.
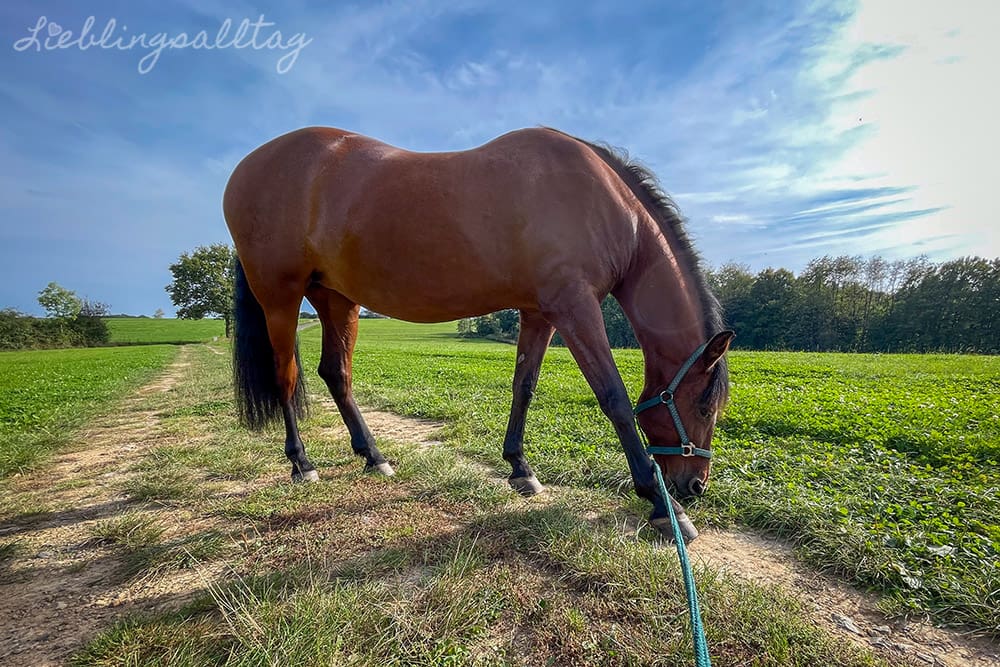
[307,286,394,476]
[503,310,555,496]
[543,292,697,541]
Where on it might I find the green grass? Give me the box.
[67,338,888,665]
[1,319,985,661]
[90,510,229,577]
[91,511,167,552]
[77,439,884,667]
[295,319,1000,635]
[0,345,177,477]
[104,318,225,344]
[0,539,22,565]
[123,467,201,502]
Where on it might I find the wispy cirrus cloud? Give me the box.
[674,0,998,266]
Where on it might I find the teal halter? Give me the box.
[633,340,713,459]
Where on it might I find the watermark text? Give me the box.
[13,15,312,74]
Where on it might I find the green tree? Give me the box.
[165,244,236,337]
[37,282,82,319]
[601,296,637,348]
[707,263,754,341]
[744,268,797,350]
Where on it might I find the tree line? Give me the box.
[0,244,234,351]
[6,249,996,353]
[459,255,1000,354]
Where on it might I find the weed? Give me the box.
[124,469,200,502]
[91,511,165,551]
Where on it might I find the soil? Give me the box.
[0,346,997,666]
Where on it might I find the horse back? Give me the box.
[224,127,641,321]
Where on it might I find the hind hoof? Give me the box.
[651,515,698,544]
[509,475,544,497]
[292,469,320,483]
[366,462,395,477]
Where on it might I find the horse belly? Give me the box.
[316,222,536,322]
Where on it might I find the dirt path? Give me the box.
[296,319,320,332]
[694,530,997,666]
[0,347,226,666]
[1,349,997,666]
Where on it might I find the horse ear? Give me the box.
[702,330,735,371]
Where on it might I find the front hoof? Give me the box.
[292,469,320,483]
[365,462,395,477]
[650,515,699,544]
[509,475,544,497]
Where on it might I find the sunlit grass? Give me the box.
[72,333,891,664]
[103,318,225,344]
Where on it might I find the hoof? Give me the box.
[292,469,320,483]
[651,515,699,544]
[365,462,395,477]
[509,475,544,497]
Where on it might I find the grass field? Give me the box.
[104,318,225,344]
[1,320,996,664]
[0,345,178,477]
[19,340,886,666]
[297,320,1000,635]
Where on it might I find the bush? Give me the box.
[458,309,520,342]
[0,309,35,350]
[0,310,109,351]
[458,298,637,348]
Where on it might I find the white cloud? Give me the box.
[809,0,1000,259]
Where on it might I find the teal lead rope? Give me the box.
[633,339,716,666]
[652,459,712,667]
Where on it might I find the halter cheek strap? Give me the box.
[633,340,713,459]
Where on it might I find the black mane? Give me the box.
[550,129,730,408]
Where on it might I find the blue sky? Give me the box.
[1,0,996,315]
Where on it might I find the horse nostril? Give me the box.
[688,478,706,496]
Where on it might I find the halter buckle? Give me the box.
[680,443,695,457]
[659,389,674,404]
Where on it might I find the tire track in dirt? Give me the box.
[0,346,226,667]
[693,530,997,666]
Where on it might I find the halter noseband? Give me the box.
[633,340,713,459]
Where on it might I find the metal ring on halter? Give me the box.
[659,389,673,403]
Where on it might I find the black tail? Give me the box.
[232,259,308,430]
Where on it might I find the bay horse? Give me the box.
[224,127,733,542]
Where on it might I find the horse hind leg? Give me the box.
[263,300,318,482]
[503,310,555,496]
[232,262,316,482]
[306,285,393,476]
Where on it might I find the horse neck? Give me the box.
[614,220,706,393]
